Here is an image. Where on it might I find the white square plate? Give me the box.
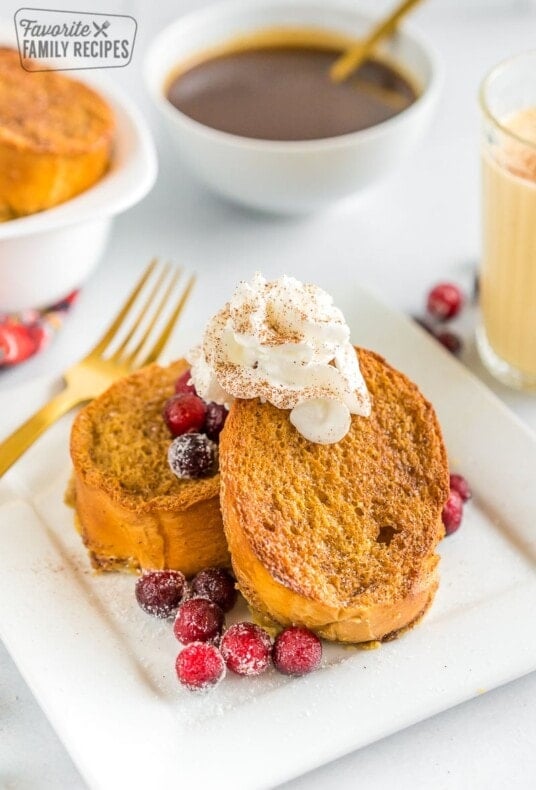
[1,283,535,790]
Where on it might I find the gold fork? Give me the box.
[0,259,195,477]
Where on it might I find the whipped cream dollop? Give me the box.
[188,273,371,444]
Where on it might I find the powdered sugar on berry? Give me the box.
[188,273,371,444]
[220,622,273,677]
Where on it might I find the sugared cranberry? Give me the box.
[221,622,272,676]
[135,570,186,618]
[163,393,206,437]
[442,489,464,535]
[426,283,464,321]
[176,642,225,691]
[175,369,197,395]
[192,568,236,612]
[450,473,472,502]
[191,567,237,612]
[168,433,217,479]
[435,330,463,356]
[174,597,224,644]
[204,402,228,442]
[272,626,322,676]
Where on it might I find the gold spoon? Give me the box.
[330,0,424,83]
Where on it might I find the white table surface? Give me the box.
[1,1,536,788]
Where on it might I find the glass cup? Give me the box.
[478,52,536,390]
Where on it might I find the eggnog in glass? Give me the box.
[478,52,536,389]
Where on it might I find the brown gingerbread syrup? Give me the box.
[166,28,417,141]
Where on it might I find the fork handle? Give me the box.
[0,387,83,477]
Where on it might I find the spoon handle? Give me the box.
[330,0,424,83]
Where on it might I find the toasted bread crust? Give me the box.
[220,348,449,643]
[0,48,114,218]
[69,360,229,575]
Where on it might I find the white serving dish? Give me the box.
[0,282,535,790]
[144,0,441,214]
[0,24,157,313]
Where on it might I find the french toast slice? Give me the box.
[0,48,113,220]
[68,360,229,575]
[219,348,449,643]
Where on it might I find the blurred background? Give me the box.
[4,0,536,389]
[2,0,536,342]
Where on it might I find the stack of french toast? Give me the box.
[68,275,449,645]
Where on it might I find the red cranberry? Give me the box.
[163,393,206,437]
[191,567,237,612]
[168,433,217,479]
[175,369,197,395]
[272,626,322,676]
[450,473,472,502]
[176,642,225,691]
[135,570,187,618]
[173,597,224,644]
[426,283,464,321]
[442,489,464,535]
[204,402,228,442]
[221,623,272,676]
[435,330,463,356]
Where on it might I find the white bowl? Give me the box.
[0,28,157,313]
[144,0,441,214]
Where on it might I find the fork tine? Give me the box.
[140,274,196,366]
[122,264,182,366]
[110,262,172,362]
[89,258,158,357]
